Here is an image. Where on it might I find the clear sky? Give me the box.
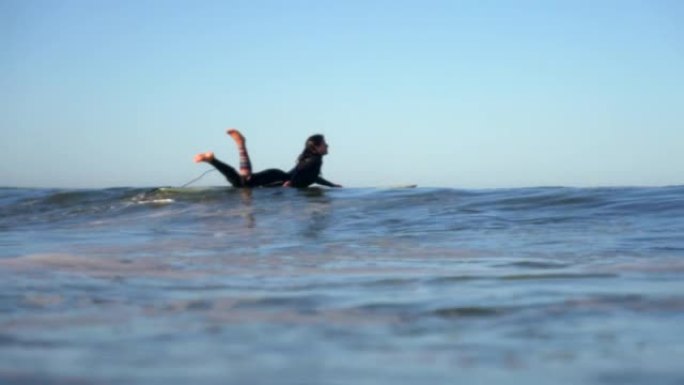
[2,0,682,188]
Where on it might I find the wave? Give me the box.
[2,185,683,236]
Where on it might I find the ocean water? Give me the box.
[1,185,683,385]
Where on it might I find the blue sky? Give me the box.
[2,0,682,188]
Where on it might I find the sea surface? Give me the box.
[1,185,683,385]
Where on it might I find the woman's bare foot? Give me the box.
[227,129,246,147]
[193,151,214,163]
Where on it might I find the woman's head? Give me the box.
[298,134,328,162]
[305,134,328,155]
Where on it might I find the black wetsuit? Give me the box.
[210,154,336,188]
[287,154,336,188]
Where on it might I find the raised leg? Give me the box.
[227,129,252,180]
[194,151,243,187]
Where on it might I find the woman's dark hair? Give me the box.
[297,134,325,162]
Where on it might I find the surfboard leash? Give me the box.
[179,169,217,188]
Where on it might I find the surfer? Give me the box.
[194,129,342,188]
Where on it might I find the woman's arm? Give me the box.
[315,176,342,188]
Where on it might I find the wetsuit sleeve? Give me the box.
[315,176,338,187]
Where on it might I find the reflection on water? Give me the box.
[298,189,334,239]
[239,188,255,228]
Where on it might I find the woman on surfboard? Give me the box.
[194,129,341,188]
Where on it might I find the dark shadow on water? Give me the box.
[225,187,335,237]
[239,189,255,229]
[294,188,334,239]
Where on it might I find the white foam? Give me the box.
[136,198,175,205]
